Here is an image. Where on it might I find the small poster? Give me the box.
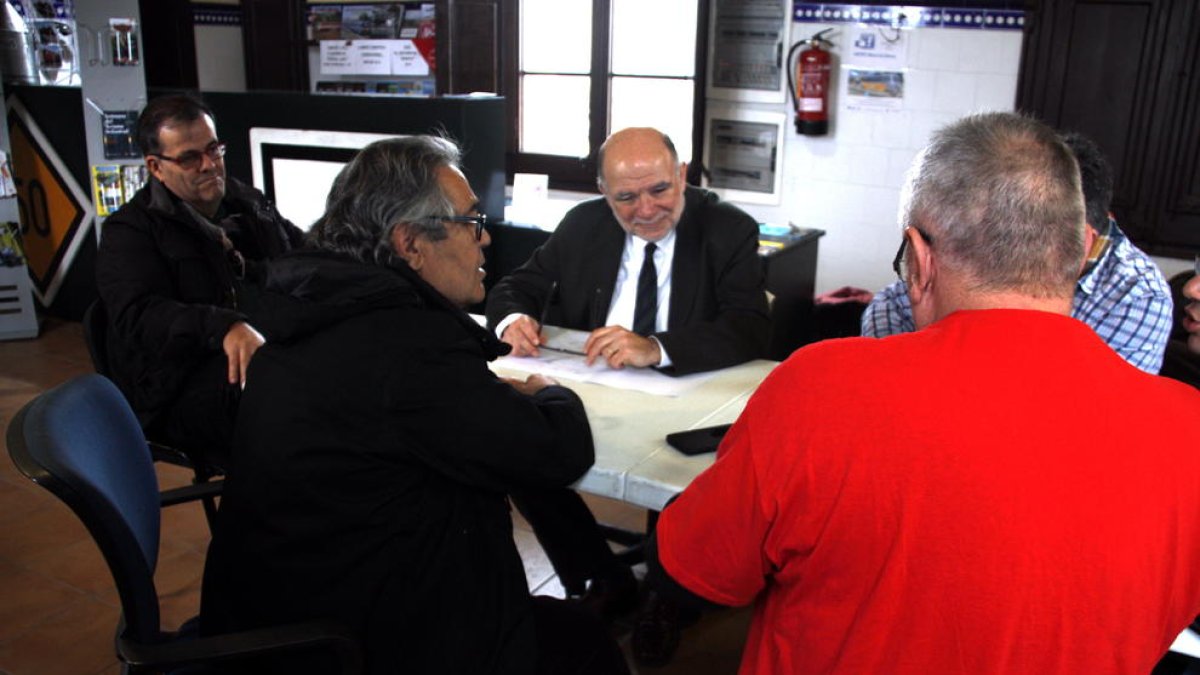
[390,40,429,76]
[92,165,123,217]
[320,38,433,77]
[309,6,343,40]
[400,4,435,39]
[846,25,908,68]
[320,40,394,76]
[341,4,403,39]
[102,110,139,159]
[846,69,904,111]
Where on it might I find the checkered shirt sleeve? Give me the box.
[1072,230,1173,374]
[861,280,916,338]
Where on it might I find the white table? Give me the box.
[490,358,777,510]
[1170,627,1200,659]
[491,338,1200,660]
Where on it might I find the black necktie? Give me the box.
[633,242,657,336]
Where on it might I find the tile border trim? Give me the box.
[793,4,1026,30]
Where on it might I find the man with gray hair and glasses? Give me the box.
[201,136,629,675]
[646,112,1200,674]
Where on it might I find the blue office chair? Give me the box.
[6,374,361,674]
[82,299,223,529]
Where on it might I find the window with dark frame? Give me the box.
[501,0,710,194]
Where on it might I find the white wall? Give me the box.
[725,13,1024,295]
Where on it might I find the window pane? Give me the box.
[611,0,697,77]
[521,75,591,157]
[521,0,592,74]
[610,77,694,161]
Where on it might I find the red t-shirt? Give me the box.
[658,309,1200,675]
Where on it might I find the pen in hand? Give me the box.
[589,287,604,329]
[538,280,558,339]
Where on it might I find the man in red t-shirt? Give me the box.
[648,112,1200,675]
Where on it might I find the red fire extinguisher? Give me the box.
[787,29,835,136]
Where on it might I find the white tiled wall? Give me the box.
[728,21,1024,296]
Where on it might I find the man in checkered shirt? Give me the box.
[861,132,1172,374]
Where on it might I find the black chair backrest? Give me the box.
[82,300,111,377]
[7,374,164,643]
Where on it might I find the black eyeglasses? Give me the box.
[892,227,933,281]
[426,213,488,241]
[152,141,226,171]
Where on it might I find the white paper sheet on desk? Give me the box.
[494,350,716,397]
[540,326,589,355]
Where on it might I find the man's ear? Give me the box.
[677,160,689,184]
[906,228,935,299]
[1079,223,1098,275]
[145,155,164,182]
[390,224,424,270]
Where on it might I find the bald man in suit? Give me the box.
[486,128,769,657]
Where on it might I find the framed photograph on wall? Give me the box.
[701,106,785,205]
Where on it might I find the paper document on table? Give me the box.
[540,326,589,355]
[495,350,716,397]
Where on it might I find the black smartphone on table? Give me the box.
[666,423,732,456]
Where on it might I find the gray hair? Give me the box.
[902,112,1085,296]
[309,135,461,266]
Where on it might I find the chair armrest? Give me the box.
[118,620,362,674]
[158,480,223,508]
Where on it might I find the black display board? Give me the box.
[153,89,507,220]
[7,87,506,319]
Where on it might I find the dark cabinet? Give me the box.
[1017,0,1199,256]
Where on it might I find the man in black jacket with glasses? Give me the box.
[96,94,304,465]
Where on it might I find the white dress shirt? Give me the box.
[496,229,678,367]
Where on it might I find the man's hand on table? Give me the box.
[502,374,558,396]
[501,314,543,357]
[584,325,661,370]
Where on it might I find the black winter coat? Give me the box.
[95,176,305,423]
[200,251,595,675]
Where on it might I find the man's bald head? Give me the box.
[595,128,688,242]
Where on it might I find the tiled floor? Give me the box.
[0,319,749,674]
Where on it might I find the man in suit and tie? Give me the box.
[487,127,768,373]
[485,126,769,664]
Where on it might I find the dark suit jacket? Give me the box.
[485,186,769,375]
